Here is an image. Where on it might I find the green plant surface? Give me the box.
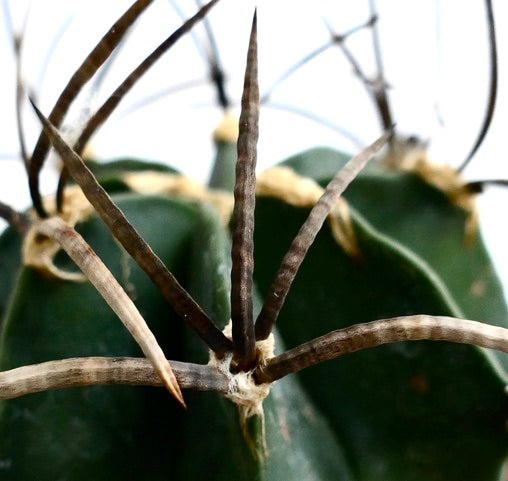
[1,0,506,478]
[73,158,179,194]
[176,365,356,481]
[253,193,508,481]
[180,203,355,480]
[282,147,508,329]
[208,140,238,192]
[0,194,198,480]
[0,193,355,480]
[1,176,506,479]
[86,158,178,180]
[0,227,23,322]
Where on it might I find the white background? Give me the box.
[1,0,507,300]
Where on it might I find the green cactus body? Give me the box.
[0,151,506,480]
[282,147,508,329]
[1,2,507,479]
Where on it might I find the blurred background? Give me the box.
[0,0,507,298]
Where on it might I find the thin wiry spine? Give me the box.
[56,0,221,211]
[169,0,208,62]
[35,15,74,97]
[465,179,508,193]
[29,0,154,219]
[3,1,30,170]
[169,0,229,109]
[255,132,390,341]
[31,101,233,356]
[254,315,508,383]
[458,0,497,172]
[13,28,30,171]
[325,7,393,134]
[37,216,185,406]
[260,42,330,104]
[367,0,394,132]
[113,77,208,119]
[194,0,230,109]
[264,102,363,148]
[261,16,374,105]
[0,358,229,400]
[320,14,394,139]
[231,11,258,370]
[0,201,30,234]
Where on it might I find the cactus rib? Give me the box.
[254,131,391,341]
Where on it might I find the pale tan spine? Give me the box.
[36,216,185,406]
[0,357,228,400]
[256,315,508,383]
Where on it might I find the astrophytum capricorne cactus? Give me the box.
[0,2,507,480]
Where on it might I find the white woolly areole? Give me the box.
[208,321,274,419]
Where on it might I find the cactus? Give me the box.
[0,2,507,480]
